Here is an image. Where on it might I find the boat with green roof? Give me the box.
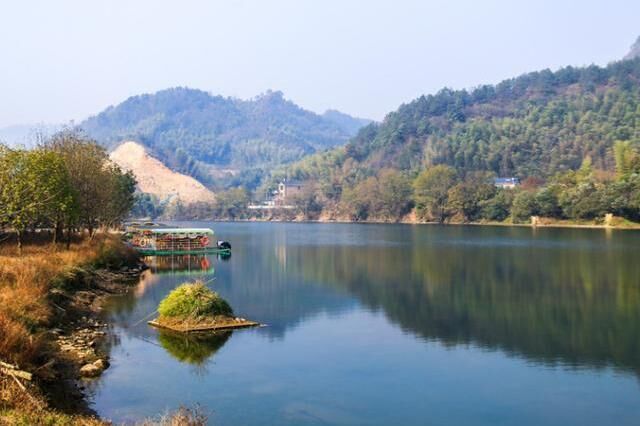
[124,224,231,255]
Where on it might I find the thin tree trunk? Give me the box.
[17,230,22,255]
[66,226,72,250]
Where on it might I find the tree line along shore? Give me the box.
[157,140,640,228]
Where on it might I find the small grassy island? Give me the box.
[149,281,259,332]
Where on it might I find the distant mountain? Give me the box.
[81,88,371,188]
[625,36,640,60]
[0,123,62,148]
[322,109,372,135]
[109,141,215,205]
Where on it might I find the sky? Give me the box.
[0,0,639,127]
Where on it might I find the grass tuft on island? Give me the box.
[150,282,259,333]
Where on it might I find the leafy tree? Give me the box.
[374,169,412,219]
[292,182,324,220]
[341,177,379,221]
[413,165,457,222]
[558,182,604,220]
[535,186,562,218]
[101,166,136,229]
[479,190,514,222]
[614,140,640,179]
[214,188,250,219]
[0,147,73,251]
[511,191,539,223]
[46,130,113,238]
[446,172,496,222]
[600,178,640,220]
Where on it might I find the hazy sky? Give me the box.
[0,0,638,127]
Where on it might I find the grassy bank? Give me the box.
[0,235,138,425]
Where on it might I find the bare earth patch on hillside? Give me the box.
[110,141,215,205]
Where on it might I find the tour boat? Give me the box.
[124,225,231,255]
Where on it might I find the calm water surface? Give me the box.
[91,223,640,425]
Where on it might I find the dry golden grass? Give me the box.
[0,238,102,368]
[0,234,199,425]
[0,374,106,425]
[0,234,135,423]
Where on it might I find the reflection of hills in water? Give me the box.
[212,242,356,338]
[106,224,640,376]
[158,330,231,365]
[104,249,354,341]
[284,227,640,375]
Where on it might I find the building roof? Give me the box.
[494,177,519,184]
[281,180,304,186]
[131,226,214,235]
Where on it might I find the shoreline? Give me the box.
[179,217,640,231]
[0,238,146,424]
[47,264,145,415]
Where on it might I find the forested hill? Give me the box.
[340,57,640,178]
[80,88,371,187]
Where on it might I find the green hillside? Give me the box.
[342,58,640,177]
[80,88,370,188]
[279,57,640,223]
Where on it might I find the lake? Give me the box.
[90,222,640,425]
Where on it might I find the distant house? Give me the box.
[494,177,520,189]
[248,180,303,210]
[276,180,303,204]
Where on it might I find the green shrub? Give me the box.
[511,191,539,223]
[50,266,91,291]
[158,281,233,319]
[91,239,139,269]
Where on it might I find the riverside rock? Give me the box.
[79,359,107,377]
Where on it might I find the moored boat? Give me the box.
[124,225,231,255]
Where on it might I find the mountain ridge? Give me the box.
[331,57,640,178]
[81,88,372,189]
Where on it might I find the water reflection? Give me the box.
[158,330,231,366]
[113,225,640,374]
[95,223,640,425]
[277,226,640,375]
[104,255,215,328]
[143,254,214,275]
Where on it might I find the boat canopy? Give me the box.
[137,227,214,235]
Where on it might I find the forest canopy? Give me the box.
[256,57,640,224]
